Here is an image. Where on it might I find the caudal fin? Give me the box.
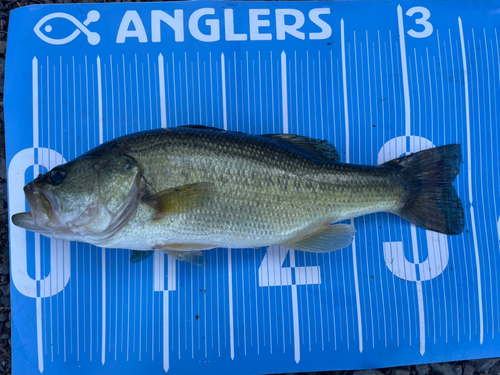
[382,144,465,235]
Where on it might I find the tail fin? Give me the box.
[382,144,465,235]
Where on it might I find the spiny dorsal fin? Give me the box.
[280,224,356,253]
[178,125,245,135]
[143,182,213,220]
[261,134,340,162]
[179,125,225,131]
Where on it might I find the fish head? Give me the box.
[12,153,142,242]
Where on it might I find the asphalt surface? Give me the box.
[0,1,498,375]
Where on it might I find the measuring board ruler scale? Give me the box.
[4,1,500,374]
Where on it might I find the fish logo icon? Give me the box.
[34,10,100,45]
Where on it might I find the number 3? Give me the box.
[406,6,433,38]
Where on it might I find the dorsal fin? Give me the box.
[178,125,245,135]
[260,134,340,162]
[179,125,225,131]
[178,126,340,162]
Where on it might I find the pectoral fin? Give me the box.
[280,224,356,253]
[143,183,213,220]
[161,249,208,266]
[130,250,154,263]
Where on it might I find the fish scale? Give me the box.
[103,127,403,250]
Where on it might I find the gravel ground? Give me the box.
[0,1,498,375]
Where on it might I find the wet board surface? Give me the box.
[4,0,500,374]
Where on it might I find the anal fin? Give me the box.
[280,224,356,253]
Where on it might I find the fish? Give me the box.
[12,125,465,265]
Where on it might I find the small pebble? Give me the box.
[0,264,8,275]
[471,358,500,373]
[462,363,475,375]
[432,362,457,375]
[353,370,385,375]
[0,296,9,307]
[451,363,463,375]
[415,364,430,375]
[487,361,500,375]
[0,285,9,296]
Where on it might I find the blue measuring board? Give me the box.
[5,0,500,374]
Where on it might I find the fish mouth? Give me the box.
[11,183,58,232]
[11,211,48,233]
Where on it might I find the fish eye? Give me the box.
[49,167,67,184]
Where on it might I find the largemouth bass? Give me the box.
[12,126,465,265]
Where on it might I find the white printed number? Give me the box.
[406,6,433,39]
[258,246,320,287]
